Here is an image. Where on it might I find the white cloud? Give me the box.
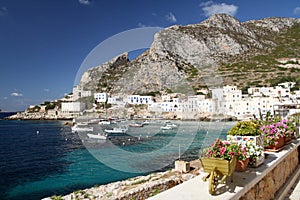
[11,92,23,97]
[165,12,177,23]
[3,97,8,100]
[294,7,300,15]
[200,1,238,17]
[79,0,92,5]
[43,88,50,92]
[0,6,8,16]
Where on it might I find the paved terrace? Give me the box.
[148,139,300,200]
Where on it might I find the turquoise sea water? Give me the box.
[0,120,236,199]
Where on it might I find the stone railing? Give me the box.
[148,139,300,200]
[240,141,300,199]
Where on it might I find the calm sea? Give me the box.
[0,119,235,200]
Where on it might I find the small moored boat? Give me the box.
[87,133,107,140]
[104,126,128,134]
[160,124,177,130]
[71,125,93,133]
[129,123,143,127]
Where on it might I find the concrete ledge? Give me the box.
[148,139,300,200]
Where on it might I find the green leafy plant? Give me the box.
[227,121,261,136]
[51,195,63,200]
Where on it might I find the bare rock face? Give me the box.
[79,53,129,91]
[78,14,300,95]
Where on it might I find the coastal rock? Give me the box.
[50,167,194,200]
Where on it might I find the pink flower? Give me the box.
[220,147,226,155]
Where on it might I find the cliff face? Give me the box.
[79,14,300,96]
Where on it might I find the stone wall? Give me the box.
[240,146,300,200]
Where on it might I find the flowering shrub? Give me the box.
[203,139,247,161]
[235,144,250,161]
[261,119,288,146]
[245,142,263,163]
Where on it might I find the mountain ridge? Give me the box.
[79,14,300,97]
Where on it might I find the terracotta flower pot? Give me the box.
[265,137,285,150]
[284,136,292,144]
[235,158,249,172]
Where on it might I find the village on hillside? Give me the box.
[8,81,300,120]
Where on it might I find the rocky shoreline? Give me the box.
[43,160,201,200]
[5,112,73,120]
[5,111,237,122]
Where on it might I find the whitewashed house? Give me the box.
[94,93,110,103]
[235,96,280,118]
[248,86,291,98]
[73,85,92,101]
[127,95,153,105]
[61,102,86,117]
[211,85,242,115]
[197,98,216,113]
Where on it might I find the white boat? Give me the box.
[104,126,127,134]
[160,124,177,130]
[71,125,93,133]
[87,133,107,140]
[129,123,143,127]
[142,120,150,125]
[167,123,177,128]
[76,122,89,126]
[99,120,111,125]
[160,125,173,130]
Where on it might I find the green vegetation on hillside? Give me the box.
[218,23,300,89]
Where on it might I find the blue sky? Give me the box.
[0,0,299,111]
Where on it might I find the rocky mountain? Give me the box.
[79,14,300,97]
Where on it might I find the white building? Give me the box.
[235,97,280,118]
[248,86,290,98]
[179,96,204,113]
[278,82,296,89]
[73,85,92,101]
[197,98,216,113]
[160,100,179,112]
[94,93,110,103]
[212,85,242,114]
[61,102,86,116]
[148,94,180,112]
[274,103,300,118]
[127,95,153,105]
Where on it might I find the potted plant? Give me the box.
[245,142,264,167]
[227,121,264,147]
[260,119,286,150]
[202,139,237,160]
[285,117,296,143]
[234,144,250,172]
[200,139,237,195]
[201,139,251,171]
